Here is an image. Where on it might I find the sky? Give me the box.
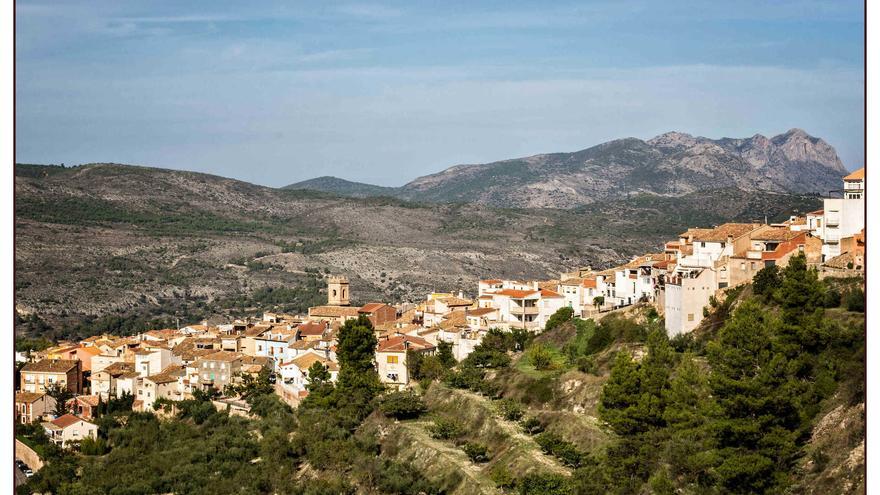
[15,0,865,187]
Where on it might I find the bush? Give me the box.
[535,432,584,467]
[428,417,463,440]
[79,436,108,456]
[517,473,571,495]
[378,391,427,420]
[845,288,865,312]
[497,398,525,421]
[574,355,598,374]
[545,307,574,332]
[444,367,485,390]
[822,287,842,308]
[527,343,555,370]
[463,442,489,463]
[521,417,545,435]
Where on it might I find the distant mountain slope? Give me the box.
[287,129,847,208]
[15,163,819,336]
[284,176,399,198]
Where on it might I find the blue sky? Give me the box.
[15,0,864,187]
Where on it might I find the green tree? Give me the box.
[436,340,456,368]
[45,383,74,417]
[593,295,605,311]
[598,352,644,436]
[334,315,383,424]
[752,264,781,297]
[545,306,574,331]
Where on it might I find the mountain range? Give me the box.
[286,129,849,208]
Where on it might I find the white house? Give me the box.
[42,414,98,448]
[277,351,339,393]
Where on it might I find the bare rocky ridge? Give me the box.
[287,129,848,208]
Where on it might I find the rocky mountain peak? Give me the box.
[646,131,701,149]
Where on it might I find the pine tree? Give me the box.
[598,352,643,436]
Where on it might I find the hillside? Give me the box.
[18,265,865,495]
[14,163,820,338]
[286,129,847,208]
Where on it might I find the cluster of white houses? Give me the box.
[15,169,865,446]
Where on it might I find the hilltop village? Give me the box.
[15,169,865,449]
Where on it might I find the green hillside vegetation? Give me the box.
[17,256,863,494]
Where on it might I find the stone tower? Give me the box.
[327,275,350,306]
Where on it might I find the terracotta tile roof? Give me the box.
[22,359,79,373]
[480,279,503,284]
[843,167,864,180]
[76,395,101,407]
[582,278,597,288]
[537,280,559,291]
[297,322,327,336]
[466,307,498,317]
[438,311,468,330]
[679,227,713,239]
[436,296,473,307]
[309,305,361,318]
[752,228,803,242]
[282,353,339,372]
[15,391,46,403]
[539,288,563,298]
[824,251,860,270]
[359,302,391,313]
[289,339,321,350]
[99,362,136,376]
[201,351,242,362]
[492,289,537,298]
[51,414,89,429]
[75,346,103,357]
[377,335,435,352]
[807,209,824,216]
[146,365,185,385]
[240,356,273,368]
[693,223,762,243]
[245,325,272,337]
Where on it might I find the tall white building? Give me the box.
[820,168,864,261]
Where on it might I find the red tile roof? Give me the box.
[377,335,434,353]
[51,414,87,429]
[843,167,864,180]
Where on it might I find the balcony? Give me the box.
[746,250,763,260]
[510,305,539,315]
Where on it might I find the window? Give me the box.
[700,242,706,248]
[210,362,215,369]
[387,355,399,364]
[687,313,694,322]
[740,263,745,270]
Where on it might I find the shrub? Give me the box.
[528,343,555,370]
[378,391,427,420]
[822,287,842,308]
[463,442,489,463]
[521,417,545,435]
[428,417,463,440]
[517,473,570,495]
[574,355,598,375]
[535,432,584,467]
[497,398,525,421]
[545,307,574,332]
[845,288,865,312]
[490,466,516,489]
